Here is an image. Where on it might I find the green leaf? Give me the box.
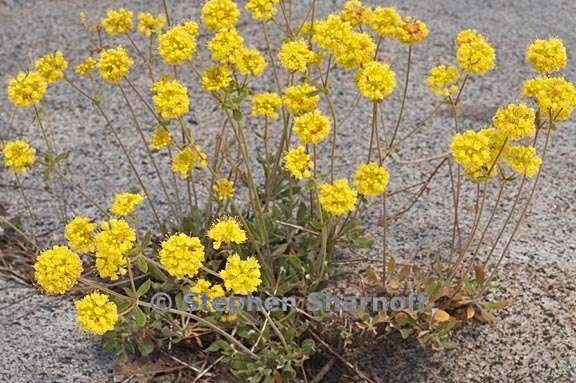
[136,279,152,298]
[134,306,147,327]
[138,338,154,356]
[134,256,149,273]
[233,109,243,122]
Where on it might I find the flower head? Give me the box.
[208,28,244,64]
[526,38,566,74]
[450,129,503,181]
[7,71,47,107]
[35,51,68,84]
[456,29,484,47]
[207,217,247,250]
[97,46,133,83]
[149,127,173,150]
[137,12,165,36]
[75,57,97,76]
[293,109,330,145]
[427,65,459,97]
[279,40,316,73]
[152,77,189,119]
[355,61,396,101]
[523,76,576,121]
[201,66,233,92]
[313,15,353,53]
[219,253,261,295]
[213,179,235,201]
[75,292,118,335]
[369,7,401,38]
[246,0,279,22]
[65,216,96,253]
[340,0,371,28]
[233,47,267,76]
[396,16,429,44]
[201,0,240,32]
[101,8,133,36]
[492,103,536,141]
[34,245,83,294]
[2,140,36,173]
[159,233,205,279]
[95,219,136,280]
[159,24,198,65]
[190,278,225,311]
[251,92,282,120]
[334,32,375,69]
[505,146,542,177]
[172,145,208,179]
[111,192,144,216]
[319,179,358,215]
[353,163,389,197]
[284,146,314,180]
[282,83,320,115]
[457,37,495,76]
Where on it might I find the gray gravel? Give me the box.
[0,0,575,382]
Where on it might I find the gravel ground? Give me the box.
[0,0,575,382]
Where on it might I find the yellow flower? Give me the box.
[313,15,353,53]
[251,92,282,120]
[111,192,144,216]
[208,28,244,65]
[523,77,576,121]
[65,216,96,253]
[293,109,330,145]
[492,103,536,141]
[97,46,133,83]
[137,12,165,36]
[75,292,118,335]
[284,146,314,180]
[318,179,358,216]
[7,71,47,107]
[481,127,509,166]
[278,40,316,73]
[189,278,225,311]
[2,140,36,173]
[219,253,261,295]
[457,39,495,76]
[159,233,205,279]
[151,77,189,119]
[75,57,97,76]
[159,24,198,65]
[34,245,83,295]
[526,38,566,74]
[172,145,208,179]
[207,217,247,250]
[95,219,136,280]
[201,66,233,92]
[233,47,267,76]
[340,0,372,28]
[149,127,173,150]
[101,8,133,36]
[334,32,375,69]
[213,179,235,201]
[35,51,68,84]
[246,0,279,22]
[201,0,240,32]
[456,29,484,47]
[505,146,542,177]
[368,7,401,38]
[427,65,460,97]
[355,61,396,101]
[282,83,320,115]
[396,16,429,44]
[450,130,492,170]
[353,163,389,197]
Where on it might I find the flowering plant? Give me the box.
[2,0,574,381]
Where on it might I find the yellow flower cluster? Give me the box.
[313,15,353,53]
[492,103,536,141]
[526,38,566,74]
[190,278,225,311]
[34,245,83,294]
[213,179,235,201]
[427,65,459,97]
[369,7,402,38]
[219,253,262,295]
[334,32,375,69]
[35,51,68,84]
[201,0,240,32]
[353,163,389,197]
[207,217,247,250]
[245,0,279,21]
[95,219,136,280]
[202,66,232,92]
[75,57,96,76]
[111,192,144,216]
[159,233,205,279]
[137,12,165,37]
[396,16,429,44]
[523,77,576,121]
[355,61,396,101]
[208,28,244,65]
[2,140,36,173]
[282,83,320,115]
[97,46,133,83]
[456,30,495,76]
[75,292,118,335]
[278,40,316,73]
[251,92,282,120]
[101,8,133,36]
[505,146,542,177]
[151,77,190,119]
[451,129,507,181]
[233,47,267,76]
[159,23,199,65]
[65,216,96,253]
[293,110,330,145]
[7,71,47,107]
[149,127,173,150]
[340,0,371,28]
[284,146,314,180]
[319,179,358,215]
[172,145,208,179]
